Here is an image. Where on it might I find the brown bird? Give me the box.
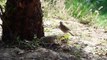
[59,21,74,36]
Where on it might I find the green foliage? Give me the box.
[60,33,71,40]
[0,0,6,12]
[65,0,107,27]
[65,0,99,25]
[58,33,72,45]
[96,14,107,28]
[91,0,107,14]
[93,0,107,28]
[0,0,6,6]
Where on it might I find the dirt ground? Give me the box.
[0,18,107,60]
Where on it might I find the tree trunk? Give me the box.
[2,0,44,44]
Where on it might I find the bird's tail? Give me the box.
[69,31,74,36]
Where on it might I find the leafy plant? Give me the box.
[58,33,72,45]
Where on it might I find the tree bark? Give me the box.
[2,0,44,44]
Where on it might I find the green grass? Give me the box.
[65,0,98,25]
[65,0,107,27]
[96,14,107,28]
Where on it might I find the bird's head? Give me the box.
[60,21,63,25]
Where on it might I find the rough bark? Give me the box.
[2,0,44,44]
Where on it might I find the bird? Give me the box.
[59,21,74,36]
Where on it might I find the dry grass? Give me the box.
[41,0,70,20]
